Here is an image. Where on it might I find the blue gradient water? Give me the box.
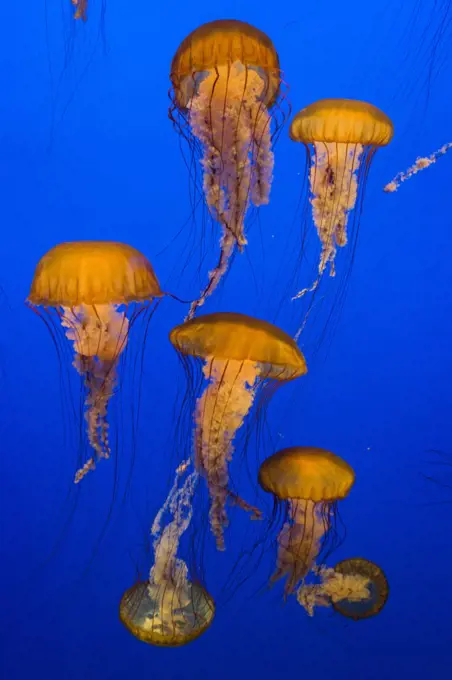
[1,2,451,678]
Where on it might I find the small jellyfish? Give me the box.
[290,99,393,299]
[27,241,162,482]
[120,459,215,646]
[297,558,389,620]
[170,20,288,318]
[258,446,355,596]
[71,0,88,21]
[170,313,307,550]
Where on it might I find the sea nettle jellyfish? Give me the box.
[27,241,162,482]
[170,313,307,551]
[258,447,355,597]
[71,0,88,21]
[297,558,389,619]
[169,20,289,319]
[120,459,215,646]
[290,99,393,305]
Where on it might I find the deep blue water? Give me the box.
[1,1,451,678]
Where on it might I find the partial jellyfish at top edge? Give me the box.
[71,0,88,21]
[258,446,355,597]
[170,312,307,551]
[289,99,393,336]
[297,557,389,620]
[120,459,215,646]
[169,20,290,319]
[27,241,163,482]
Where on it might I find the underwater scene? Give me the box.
[1,1,451,678]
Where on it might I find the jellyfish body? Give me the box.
[72,0,88,21]
[290,99,393,297]
[120,459,215,646]
[170,20,286,318]
[297,558,389,619]
[170,313,307,550]
[258,447,355,596]
[27,241,162,481]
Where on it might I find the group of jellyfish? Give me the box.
[29,16,397,646]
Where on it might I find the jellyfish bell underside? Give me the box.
[170,21,281,318]
[119,579,215,647]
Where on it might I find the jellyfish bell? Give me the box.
[258,446,355,597]
[27,241,163,482]
[331,558,389,620]
[170,312,307,551]
[169,20,289,319]
[289,99,393,320]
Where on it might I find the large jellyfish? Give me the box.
[297,558,389,619]
[169,20,288,319]
[120,459,215,646]
[27,241,162,482]
[290,99,393,301]
[170,313,307,550]
[258,446,355,596]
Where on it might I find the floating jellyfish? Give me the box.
[258,446,355,596]
[290,99,393,300]
[71,0,88,21]
[170,313,307,550]
[297,558,389,619]
[120,459,215,646]
[27,241,162,482]
[169,20,288,319]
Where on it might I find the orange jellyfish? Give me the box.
[169,20,288,319]
[27,241,162,482]
[290,99,393,302]
[297,558,389,619]
[258,446,355,596]
[120,459,215,646]
[71,0,88,21]
[170,313,307,550]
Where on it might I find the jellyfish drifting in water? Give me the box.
[290,99,393,300]
[120,459,215,646]
[258,447,355,597]
[170,313,307,551]
[27,241,162,482]
[297,558,389,619]
[169,20,288,319]
[71,0,88,21]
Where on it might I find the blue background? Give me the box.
[1,1,451,678]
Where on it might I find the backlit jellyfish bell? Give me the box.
[258,447,355,597]
[170,313,308,551]
[297,557,389,620]
[169,20,288,319]
[120,460,215,646]
[27,241,163,482]
[290,99,393,303]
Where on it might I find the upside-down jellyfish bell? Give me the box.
[120,459,215,646]
[290,99,393,300]
[170,313,307,551]
[71,0,88,21]
[297,558,389,619]
[27,241,162,482]
[170,20,288,319]
[258,446,355,597]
